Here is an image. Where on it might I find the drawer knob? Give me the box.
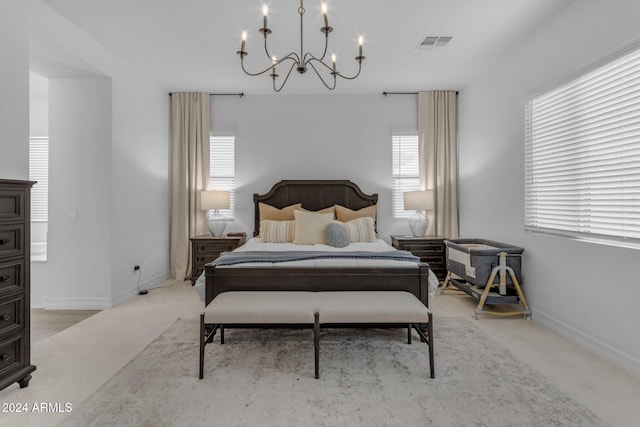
[0,276,9,282]
[0,239,9,245]
[1,314,9,321]
[0,354,8,361]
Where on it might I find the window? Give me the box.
[209,135,235,219]
[392,134,420,218]
[29,137,49,222]
[525,45,640,246]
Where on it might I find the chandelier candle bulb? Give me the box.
[321,2,328,27]
[241,31,247,51]
[262,4,268,29]
[331,53,336,72]
[358,35,364,57]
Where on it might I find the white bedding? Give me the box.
[194,237,439,303]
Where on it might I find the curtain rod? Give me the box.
[382,91,458,96]
[169,92,244,97]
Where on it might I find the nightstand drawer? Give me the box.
[0,225,24,259]
[403,244,444,255]
[0,260,24,296]
[0,190,24,223]
[194,242,238,254]
[0,297,22,336]
[412,253,445,264]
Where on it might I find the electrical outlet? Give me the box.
[134,265,140,271]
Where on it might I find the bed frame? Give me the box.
[204,180,431,307]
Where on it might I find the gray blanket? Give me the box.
[210,250,420,266]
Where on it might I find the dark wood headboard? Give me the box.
[252,180,378,236]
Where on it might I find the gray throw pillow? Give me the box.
[324,222,350,248]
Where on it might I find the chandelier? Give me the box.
[237,1,365,92]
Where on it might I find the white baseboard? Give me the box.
[533,307,640,378]
[45,296,112,310]
[44,271,170,310]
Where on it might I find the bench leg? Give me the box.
[199,314,205,379]
[407,324,412,344]
[221,325,225,344]
[427,313,434,379]
[314,312,320,379]
[413,317,435,379]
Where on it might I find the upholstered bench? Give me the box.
[199,291,434,379]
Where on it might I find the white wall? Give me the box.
[29,0,170,308]
[0,0,29,180]
[47,78,113,308]
[212,94,417,238]
[458,0,640,374]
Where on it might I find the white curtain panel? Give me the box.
[418,91,459,238]
[170,92,211,281]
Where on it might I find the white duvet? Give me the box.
[194,238,439,302]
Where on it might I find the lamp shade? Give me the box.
[403,190,434,211]
[201,190,230,210]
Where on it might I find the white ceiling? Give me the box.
[42,0,574,95]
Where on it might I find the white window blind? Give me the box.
[392,134,420,218]
[29,137,49,222]
[210,135,235,219]
[525,46,640,246]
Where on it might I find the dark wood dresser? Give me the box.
[0,179,36,391]
[190,234,246,282]
[391,235,447,282]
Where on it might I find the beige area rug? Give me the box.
[66,317,602,427]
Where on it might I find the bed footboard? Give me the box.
[204,263,431,308]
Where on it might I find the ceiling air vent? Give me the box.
[417,36,452,51]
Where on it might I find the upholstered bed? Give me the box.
[199,180,436,308]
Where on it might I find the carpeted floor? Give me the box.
[66,317,603,427]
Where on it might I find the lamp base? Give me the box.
[408,211,428,237]
[208,211,227,237]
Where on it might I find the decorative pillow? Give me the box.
[342,216,377,243]
[259,202,302,221]
[335,204,377,222]
[324,222,350,248]
[299,205,336,218]
[293,210,335,245]
[260,220,295,243]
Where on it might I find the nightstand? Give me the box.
[391,235,447,282]
[190,234,246,282]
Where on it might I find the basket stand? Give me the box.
[442,252,532,319]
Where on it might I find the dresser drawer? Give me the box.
[0,224,24,259]
[0,260,24,296]
[0,190,24,223]
[194,242,237,255]
[0,297,22,336]
[0,334,23,375]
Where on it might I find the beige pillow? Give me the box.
[293,210,335,245]
[260,220,295,243]
[298,205,336,218]
[342,217,377,243]
[259,202,302,221]
[335,204,377,222]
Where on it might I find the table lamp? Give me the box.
[201,190,230,236]
[403,190,434,237]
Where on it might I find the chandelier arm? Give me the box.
[307,61,336,90]
[273,61,298,93]
[305,55,333,73]
[334,59,364,80]
[240,54,298,77]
